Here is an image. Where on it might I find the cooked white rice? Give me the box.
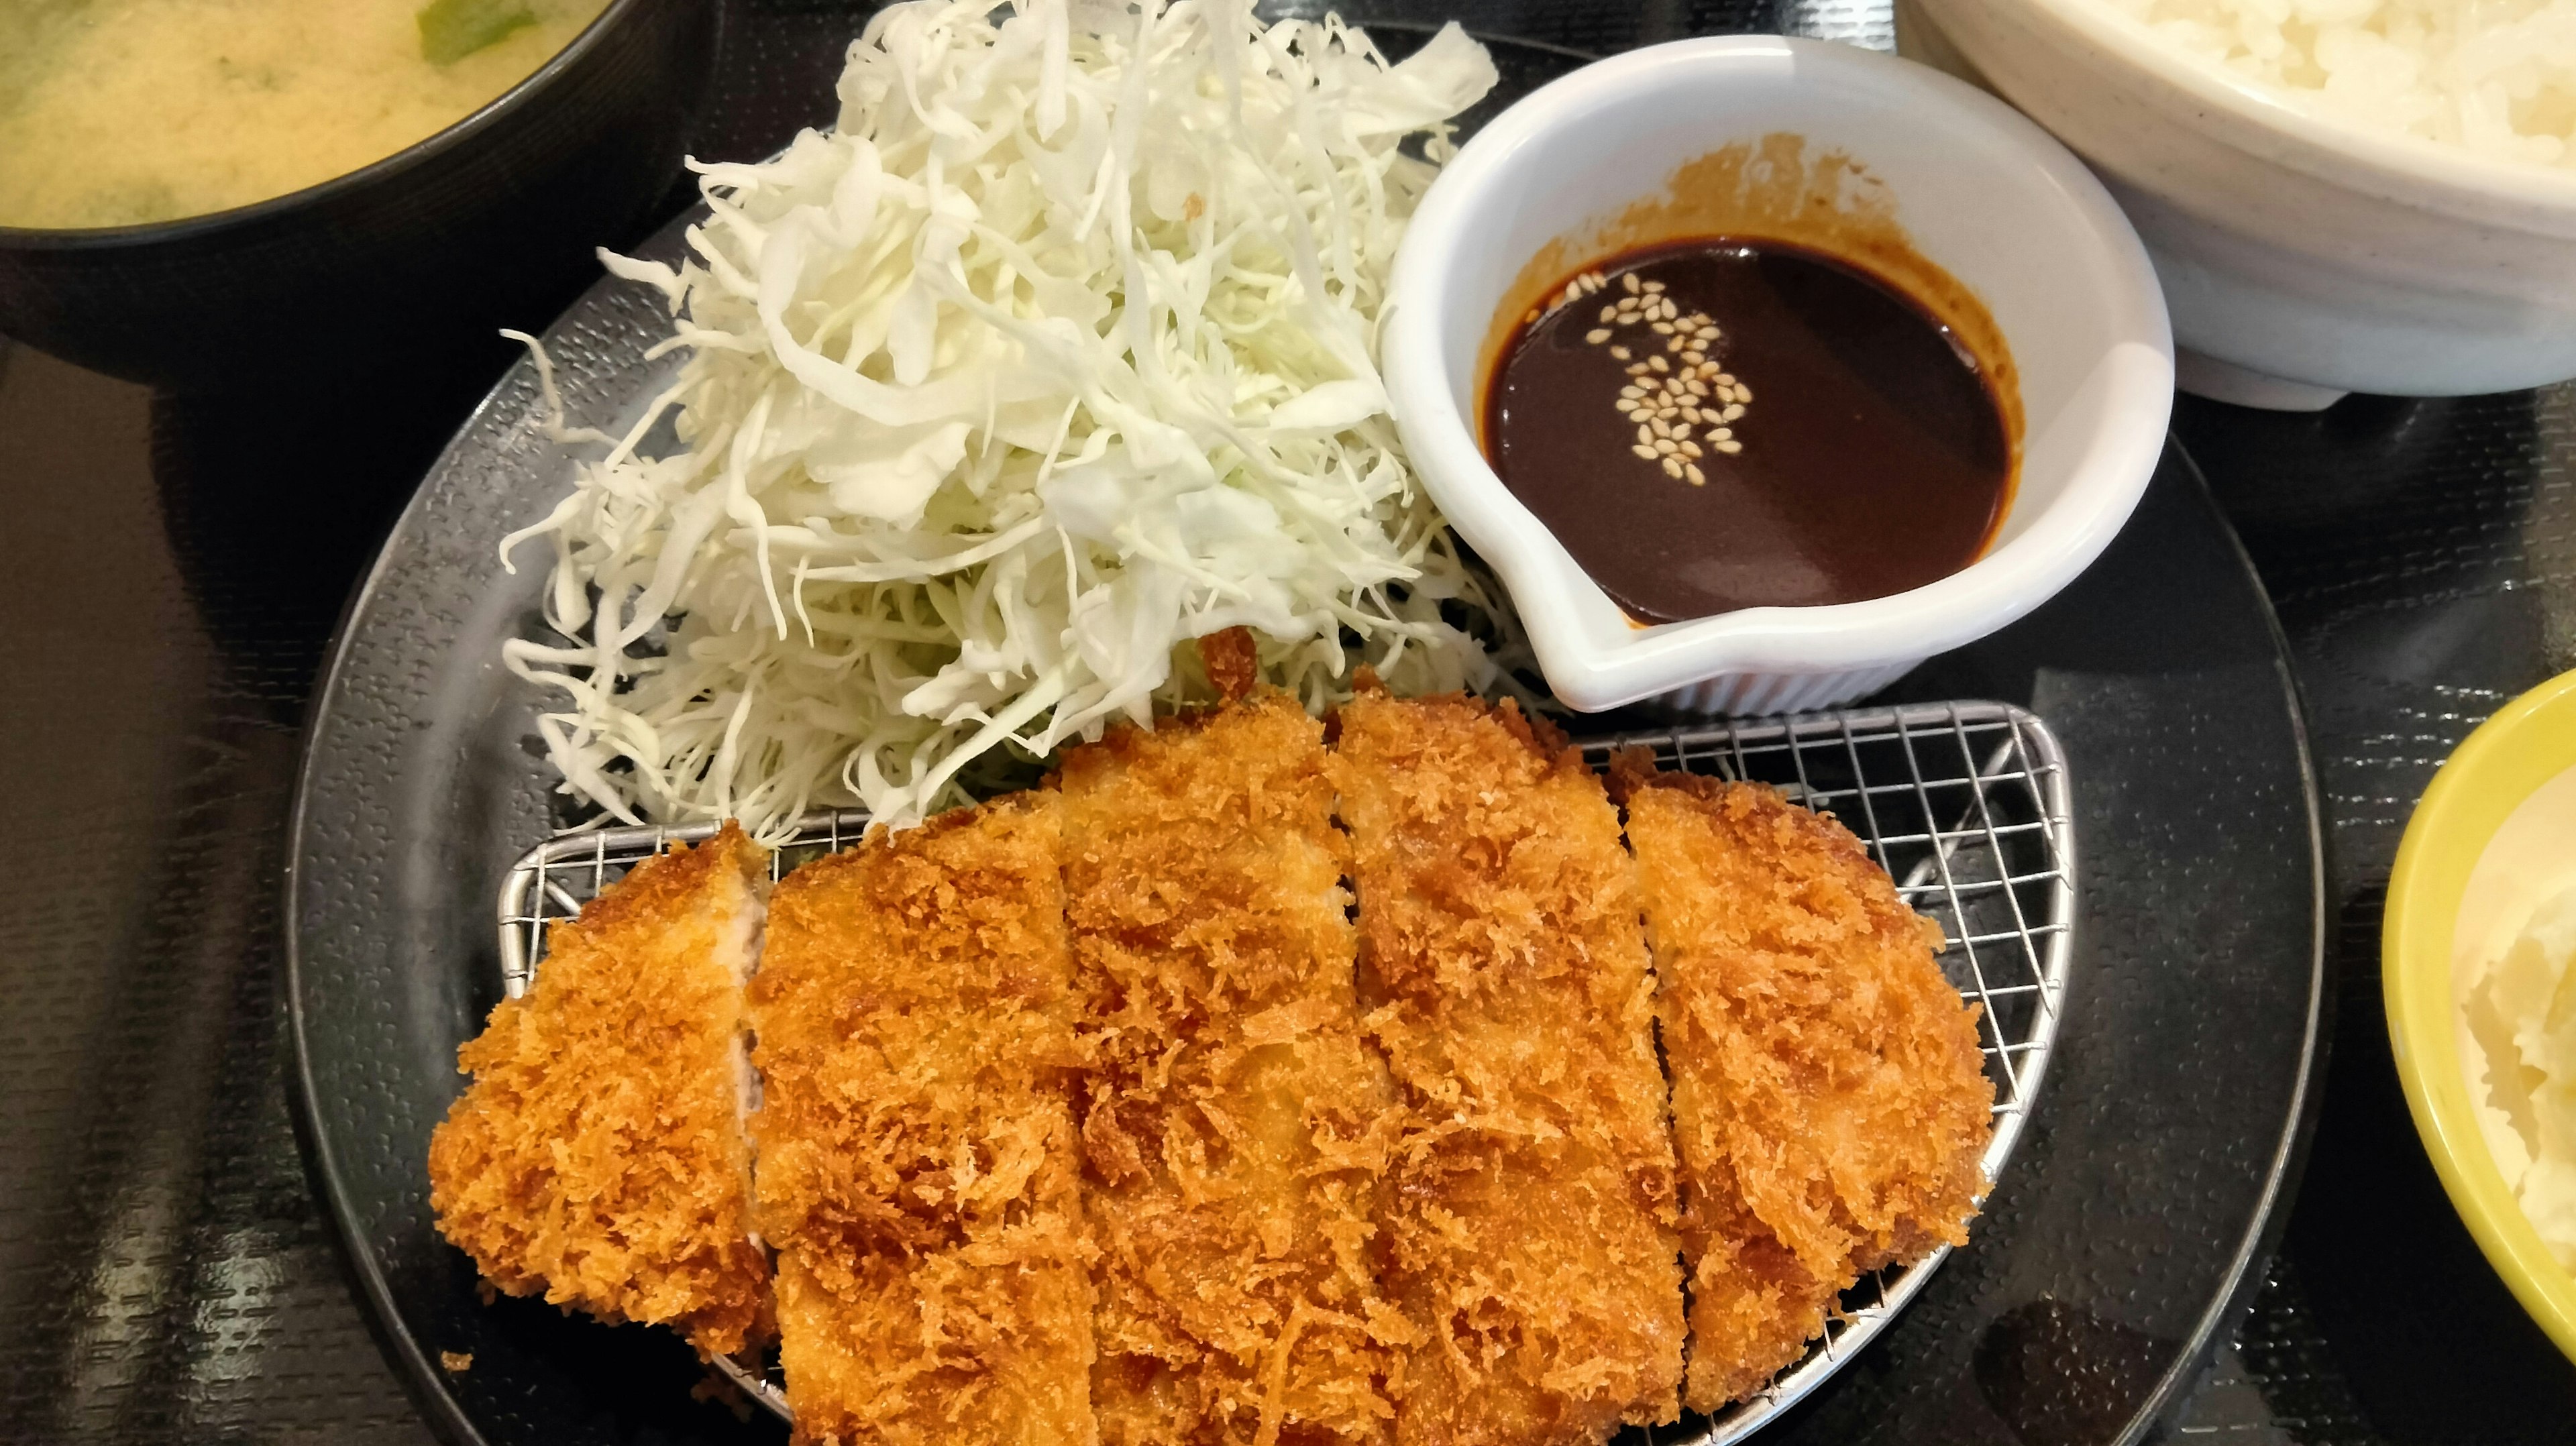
[2092,0,2576,168]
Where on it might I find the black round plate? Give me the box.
[286,23,2324,1446]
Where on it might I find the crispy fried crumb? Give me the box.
[1332,693,1684,1446]
[427,824,770,1359]
[439,1351,473,1374]
[1608,753,1994,1412]
[752,795,1097,1446]
[1058,693,1405,1446]
[1197,626,1261,704]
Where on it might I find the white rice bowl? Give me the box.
[2091,0,2576,168]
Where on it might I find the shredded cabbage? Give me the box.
[500,0,1511,838]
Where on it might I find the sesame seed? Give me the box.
[1621,274,1640,294]
[1619,385,1645,400]
[1643,280,1665,294]
[1610,345,1631,361]
[1599,304,1618,324]
[1651,322,1673,335]
[1716,373,1736,386]
[1722,403,1745,422]
[1717,439,1743,454]
[1585,328,1613,345]
[1736,385,1754,402]
[1681,440,1702,459]
[1632,443,1659,460]
[1649,356,1670,373]
[1635,424,1654,445]
[1663,457,1684,479]
[1650,418,1671,438]
[1681,406,1703,424]
[1655,405,1677,419]
[1655,438,1676,455]
[1682,350,1705,366]
[1684,380,1708,398]
[1685,463,1705,485]
[1709,427,1733,441]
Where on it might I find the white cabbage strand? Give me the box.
[500,0,1508,836]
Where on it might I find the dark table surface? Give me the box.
[4,3,2575,1443]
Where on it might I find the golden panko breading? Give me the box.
[1057,693,1407,1446]
[1331,689,1686,1446]
[749,796,1097,1446]
[1608,756,1994,1414]
[427,824,770,1357]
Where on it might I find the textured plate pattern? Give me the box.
[2172,388,2576,1445]
[0,6,2335,1446]
[280,13,2326,1446]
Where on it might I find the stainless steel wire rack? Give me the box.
[1590,702,2076,1443]
[492,700,2075,1440]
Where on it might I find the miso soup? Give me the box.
[0,0,613,229]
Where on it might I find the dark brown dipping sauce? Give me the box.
[1482,238,2012,624]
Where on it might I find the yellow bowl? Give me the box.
[2385,668,2576,1361]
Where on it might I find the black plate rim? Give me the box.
[280,32,2333,1446]
[2115,443,2332,1445]
[284,373,526,1446]
[282,439,2330,1446]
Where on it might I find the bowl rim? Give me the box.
[0,0,648,247]
[2383,667,2576,1364]
[1991,0,2576,216]
[1383,33,2174,712]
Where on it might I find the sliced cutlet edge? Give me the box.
[750,794,1098,1446]
[1057,689,1405,1446]
[1606,753,1993,1414]
[428,822,772,1358]
[1331,686,1685,1446]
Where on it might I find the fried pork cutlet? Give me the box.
[1607,756,1994,1414]
[749,795,1097,1446]
[1332,689,1686,1446]
[427,824,770,1357]
[1057,692,1405,1446]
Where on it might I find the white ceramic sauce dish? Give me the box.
[1901,0,2576,411]
[1383,35,2173,716]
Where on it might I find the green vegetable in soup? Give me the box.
[417,0,538,66]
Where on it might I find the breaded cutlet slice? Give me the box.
[750,795,1096,1446]
[427,823,770,1357]
[1607,755,1993,1413]
[1057,691,1405,1446]
[1331,687,1685,1446]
